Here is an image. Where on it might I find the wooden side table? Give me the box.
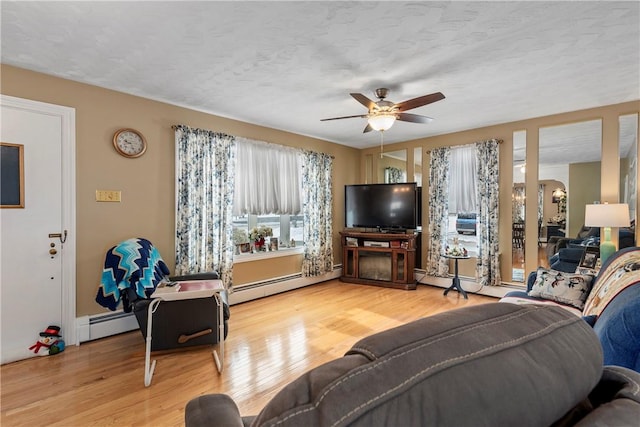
[443,255,470,299]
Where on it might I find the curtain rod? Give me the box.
[172,124,335,159]
[424,138,502,155]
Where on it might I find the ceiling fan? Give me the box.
[321,88,445,133]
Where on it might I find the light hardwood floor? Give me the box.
[1,280,496,426]
[512,244,552,271]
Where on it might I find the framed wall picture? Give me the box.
[1,142,25,208]
[579,246,600,270]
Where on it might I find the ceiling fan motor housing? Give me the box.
[374,100,395,111]
[375,88,390,100]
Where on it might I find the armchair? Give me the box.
[95,238,229,356]
[546,225,636,266]
[545,225,598,262]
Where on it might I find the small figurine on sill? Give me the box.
[29,325,65,356]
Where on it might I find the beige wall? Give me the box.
[568,161,601,237]
[360,101,640,281]
[1,65,361,316]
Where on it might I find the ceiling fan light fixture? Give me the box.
[367,113,396,131]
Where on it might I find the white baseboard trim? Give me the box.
[416,270,512,299]
[229,266,342,305]
[76,310,139,344]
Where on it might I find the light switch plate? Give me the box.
[96,190,121,202]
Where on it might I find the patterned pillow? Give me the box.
[528,268,594,310]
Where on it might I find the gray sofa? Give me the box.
[185,303,640,426]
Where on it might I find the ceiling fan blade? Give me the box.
[350,93,377,111]
[363,124,373,133]
[395,92,445,112]
[320,114,368,121]
[397,113,434,124]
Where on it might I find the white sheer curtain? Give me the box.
[233,137,302,215]
[448,145,477,214]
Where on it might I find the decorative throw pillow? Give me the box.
[528,268,594,310]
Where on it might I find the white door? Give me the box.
[0,95,76,364]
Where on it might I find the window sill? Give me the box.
[233,246,304,263]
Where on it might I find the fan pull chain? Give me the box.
[380,131,385,158]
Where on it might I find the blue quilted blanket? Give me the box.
[95,238,170,312]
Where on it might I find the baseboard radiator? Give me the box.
[76,310,139,343]
[76,265,343,343]
[415,269,511,299]
[229,265,342,305]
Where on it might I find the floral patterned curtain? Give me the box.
[512,186,525,222]
[301,151,333,277]
[538,183,545,227]
[475,139,501,286]
[384,167,404,183]
[174,125,236,291]
[427,147,451,276]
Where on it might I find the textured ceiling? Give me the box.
[1,1,639,150]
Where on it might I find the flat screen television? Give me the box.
[345,183,418,231]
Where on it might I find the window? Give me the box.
[232,214,303,250]
[447,145,478,255]
[232,138,304,254]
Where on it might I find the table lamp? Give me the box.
[584,203,630,263]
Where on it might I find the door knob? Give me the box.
[49,248,57,255]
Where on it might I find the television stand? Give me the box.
[340,230,417,290]
[377,228,407,234]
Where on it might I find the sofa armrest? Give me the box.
[186,394,244,427]
[557,247,585,262]
[546,236,571,260]
[550,247,585,273]
[593,284,640,372]
[569,366,640,425]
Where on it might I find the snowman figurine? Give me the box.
[29,325,65,356]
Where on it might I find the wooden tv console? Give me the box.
[340,230,417,290]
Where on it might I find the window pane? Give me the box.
[447,213,478,257]
[232,215,250,244]
[256,214,280,240]
[290,214,304,244]
[232,213,304,252]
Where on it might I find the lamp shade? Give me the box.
[367,113,396,131]
[584,203,630,228]
[552,188,565,203]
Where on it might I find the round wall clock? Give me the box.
[112,128,147,158]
